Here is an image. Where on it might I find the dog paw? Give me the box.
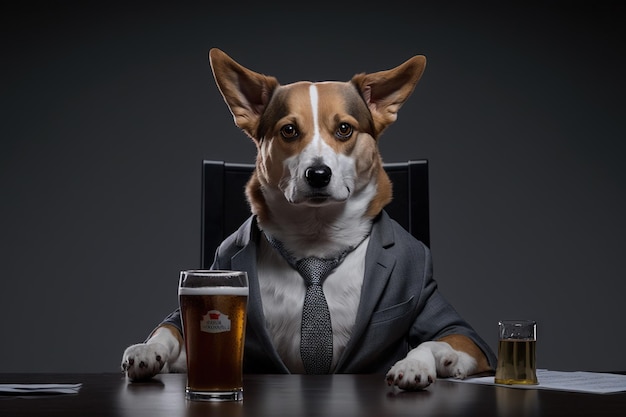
[386,356,437,390]
[433,342,476,380]
[121,343,168,381]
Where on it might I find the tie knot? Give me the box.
[296,256,340,286]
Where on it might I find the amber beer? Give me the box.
[494,339,538,385]
[495,320,538,385]
[179,270,248,401]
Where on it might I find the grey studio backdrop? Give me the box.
[1,2,624,373]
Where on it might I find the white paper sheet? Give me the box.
[448,369,626,394]
[0,383,82,395]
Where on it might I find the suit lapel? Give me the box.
[231,218,290,373]
[336,211,396,371]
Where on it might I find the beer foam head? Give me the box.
[179,270,248,295]
[179,286,249,296]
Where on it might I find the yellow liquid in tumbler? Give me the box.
[495,339,538,385]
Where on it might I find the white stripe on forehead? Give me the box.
[309,84,321,151]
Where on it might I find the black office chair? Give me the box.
[201,160,430,268]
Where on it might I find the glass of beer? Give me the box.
[179,270,249,401]
[495,319,538,385]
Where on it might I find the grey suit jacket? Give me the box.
[160,211,497,373]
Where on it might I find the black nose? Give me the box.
[305,165,332,188]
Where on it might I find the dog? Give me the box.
[121,48,494,390]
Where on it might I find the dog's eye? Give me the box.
[280,124,299,140]
[335,122,353,140]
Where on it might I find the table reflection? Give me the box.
[496,386,541,417]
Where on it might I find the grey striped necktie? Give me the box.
[265,235,351,374]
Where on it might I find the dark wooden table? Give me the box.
[1,373,625,416]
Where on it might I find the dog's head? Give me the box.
[209,48,426,223]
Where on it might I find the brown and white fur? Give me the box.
[121,48,491,390]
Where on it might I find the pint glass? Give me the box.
[179,270,249,401]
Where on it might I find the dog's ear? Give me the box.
[351,55,426,136]
[209,48,280,141]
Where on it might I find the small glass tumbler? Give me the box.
[494,319,538,385]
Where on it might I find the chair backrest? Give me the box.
[201,159,429,268]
